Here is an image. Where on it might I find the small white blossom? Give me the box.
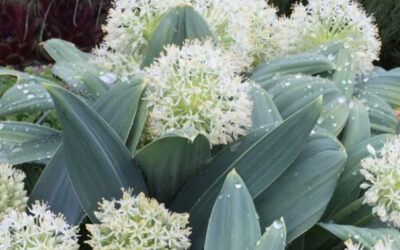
[345,238,395,250]
[0,163,28,217]
[276,0,381,75]
[142,39,253,146]
[360,136,400,227]
[0,202,79,249]
[86,189,191,249]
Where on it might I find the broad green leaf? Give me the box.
[331,198,373,226]
[320,223,400,249]
[28,146,85,225]
[0,71,57,116]
[254,218,286,250]
[0,122,61,164]
[30,82,145,224]
[43,39,90,62]
[249,53,335,85]
[172,96,322,249]
[341,99,371,148]
[317,92,350,136]
[324,134,394,219]
[255,134,347,242]
[355,90,398,134]
[136,134,210,203]
[205,170,261,250]
[330,46,355,97]
[357,70,400,108]
[44,84,147,222]
[249,87,282,131]
[141,5,214,68]
[93,82,145,142]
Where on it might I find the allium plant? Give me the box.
[360,137,400,227]
[0,202,79,249]
[276,0,381,74]
[0,163,27,217]
[345,239,393,250]
[86,189,191,249]
[142,39,253,146]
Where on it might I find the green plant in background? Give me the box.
[0,0,400,249]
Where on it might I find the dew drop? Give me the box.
[272,220,283,229]
[234,183,243,189]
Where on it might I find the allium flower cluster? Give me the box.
[93,0,191,81]
[0,202,79,249]
[345,239,394,250]
[142,39,253,146]
[194,0,279,67]
[360,136,400,227]
[0,163,27,217]
[86,189,191,249]
[276,0,381,75]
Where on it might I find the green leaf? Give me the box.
[255,133,347,242]
[0,70,57,116]
[28,146,85,225]
[0,122,61,165]
[172,96,322,249]
[320,223,400,249]
[249,87,282,131]
[341,99,371,148]
[136,134,210,203]
[43,39,90,62]
[317,92,350,136]
[254,218,286,250]
[324,134,394,219]
[44,84,147,222]
[141,5,214,68]
[355,90,398,134]
[357,70,400,108]
[249,53,335,85]
[126,98,149,156]
[92,82,145,142]
[204,170,261,250]
[330,46,355,97]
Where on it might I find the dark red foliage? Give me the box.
[0,2,40,66]
[39,0,105,51]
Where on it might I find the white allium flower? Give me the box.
[0,163,28,217]
[86,189,191,249]
[0,202,79,249]
[142,39,253,146]
[92,0,192,81]
[194,0,279,67]
[345,239,395,250]
[276,0,381,75]
[360,136,400,227]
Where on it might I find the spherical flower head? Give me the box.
[92,0,192,81]
[194,0,279,67]
[0,163,27,217]
[0,201,79,249]
[142,39,253,146]
[86,189,191,249]
[276,0,381,75]
[360,136,400,227]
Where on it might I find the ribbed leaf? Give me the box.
[43,39,90,62]
[249,87,282,131]
[126,98,149,156]
[324,134,394,219]
[204,170,261,250]
[28,146,85,225]
[250,53,335,85]
[172,97,322,249]
[255,134,347,242]
[0,70,56,116]
[30,82,145,224]
[330,46,355,97]
[0,122,61,164]
[355,90,398,134]
[254,218,286,250]
[44,84,147,222]
[341,99,371,148]
[141,5,214,68]
[320,223,400,249]
[317,92,350,136]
